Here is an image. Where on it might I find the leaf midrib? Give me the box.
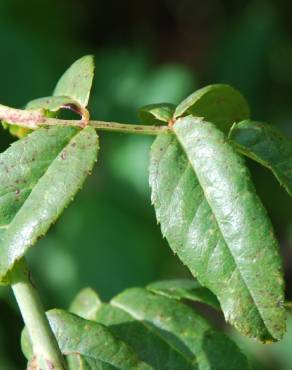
[173,131,271,338]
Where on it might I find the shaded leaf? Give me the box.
[54,55,95,108]
[138,103,175,125]
[0,126,98,284]
[94,287,249,370]
[174,84,250,132]
[22,285,249,369]
[22,309,152,370]
[147,279,220,310]
[149,116,285,342]
[229,120,292,197]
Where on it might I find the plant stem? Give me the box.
[11,259,66,370]
[43,118,171,135]
[0,103,171,135]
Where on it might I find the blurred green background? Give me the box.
[0,0,291,369]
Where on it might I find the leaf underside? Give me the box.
[23,283,249,370]
[149,116,285,342]
[229,120,292,197]
[0,126,98,284]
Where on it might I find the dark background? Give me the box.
[0,0,291,368]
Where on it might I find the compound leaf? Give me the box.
[174,84,250,132]
[149,116,285,342]
[0,126,98,284]
[229,120,292,197]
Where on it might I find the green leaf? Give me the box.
[22,309,152,370]
[70,287,102,320]
[0,126,98,284]
[53,55,95,108]
[94,287,249,370]
[26,95,83,114]
[174,84,250,132]
[138,103,175,125]
[229,120,292,197]
[22,285,249,369]
[147,279,220,310]
[149,116,285,342]
[1,55,95,139]
[1,121,31,139]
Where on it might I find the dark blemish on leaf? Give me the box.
[71,142,77,147]
[15,189,20,195]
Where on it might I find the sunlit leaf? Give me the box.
[0,126,98,284]
[1,55,95,138]
[54,55,95,108]
[149,116,285,342]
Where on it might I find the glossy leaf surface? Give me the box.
[174,84,250,132]
[0,126,98,284]
[149,116,285,341]
[229,120,292,197]
[147,279,220,310]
